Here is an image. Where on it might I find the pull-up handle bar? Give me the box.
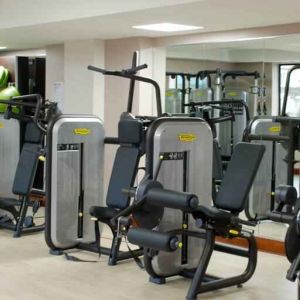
[222,71,260,81]
[88,62,162,117]
[122,64,148,75]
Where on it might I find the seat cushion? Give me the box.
[0,198,21,208]
[89,206,119,223]
[12,143,41,196]
[192,205,233,223]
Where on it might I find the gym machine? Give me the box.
[218,70,261,158]
[245,65,300,220]
[183,69,260,162]
[45,53,215,270]
[165,72,188,114]
[268,185,300,299]
[165,71,213,114]
[0,94,57,237]
[189,71,213,104]
[118,142,264,300]
[45,53,151,261]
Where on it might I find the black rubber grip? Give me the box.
[104,137,119,144]
[122,187,136,197]
[122,64,148,75]
[268,212,294,224]
[146,188,198,211]
[128,228,178,252]
[246,134,289,142]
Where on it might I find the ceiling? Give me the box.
[167,34,300,63]
[2,0,300,50]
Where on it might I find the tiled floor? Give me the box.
[0,229,296,300]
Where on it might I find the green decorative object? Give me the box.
[0,66,9,90]
[0,85,21,113]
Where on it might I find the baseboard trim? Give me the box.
[216,236,285,255]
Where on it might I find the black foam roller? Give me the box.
[146,188,198,211]
[128,228,178,252]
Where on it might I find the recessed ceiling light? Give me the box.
[0,46,7,50]
[132,23,203,32]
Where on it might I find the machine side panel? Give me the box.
[149,118,213,276]
[48,116,104,250]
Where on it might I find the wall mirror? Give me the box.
[165,34,300,242]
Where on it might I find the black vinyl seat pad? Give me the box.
[89,206,119,223]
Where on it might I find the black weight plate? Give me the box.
[133,205,164,229]
[285,221,300,263]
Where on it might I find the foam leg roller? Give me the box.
[146,188,198,211]
[128,228,179,252]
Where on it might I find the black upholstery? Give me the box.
[106,147,140,209]
[88,119,143,265]
[0,120,43,237]
[90,118,142,222]
[118,119,143,145]
[192,142,264,223]
[12,143,41,195]
[193,205,233,222]
[89,206,119,223]
[24,122,43,143]
[215,143,265,213]
[0,198,21,207]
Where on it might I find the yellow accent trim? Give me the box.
[227,91,238,97]
[38,155,46,162]
[269,126,281,133]
[166,90,175,97]
[178,133,197,142]
[229,229,239,235]
[74,128,91,135]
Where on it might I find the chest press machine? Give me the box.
[0,94,57,237]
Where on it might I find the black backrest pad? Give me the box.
[118,119,143,144]
[106,146,140,209]
[216,142,265,213]
[24,122,43,143]
[12,143,41,195]
[213,139,223,180]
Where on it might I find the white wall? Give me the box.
[46,39,105,119]
[46,45,64,104]
[139,47,166,115]
[64,40,105,117]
